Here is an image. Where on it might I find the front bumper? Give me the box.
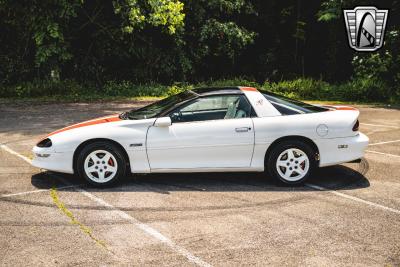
[315,133,369,167]
[31,146,74,174]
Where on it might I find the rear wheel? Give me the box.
[267,140,316,184]
[77,142,126,186]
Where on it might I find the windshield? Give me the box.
[126,90,197,120]
[260,90,328,115]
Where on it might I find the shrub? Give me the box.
[261,78,395,103]
[201,77,260,88]
[334,78,390,102]
[0,77,397,103]
[103,81,167,97]
[262,79,331,100]
[0,79,89,98]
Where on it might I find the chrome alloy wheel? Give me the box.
[276,148,310,182]
[84,150,118,183]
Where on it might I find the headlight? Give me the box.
[37,138,52,148]
[352,120,360,131]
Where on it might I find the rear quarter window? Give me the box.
[261,91,329,115]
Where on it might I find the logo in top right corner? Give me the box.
[343,6,389,52]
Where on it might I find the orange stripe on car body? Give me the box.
[240,87,258,92]
[334,106,358,111]
[46,114,121,137]
[324,105,358,111]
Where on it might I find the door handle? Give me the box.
[235,127,251,132]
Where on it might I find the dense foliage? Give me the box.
[0,0,399,102]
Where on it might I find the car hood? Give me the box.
[46,114,122,137]
[37,114,157,153]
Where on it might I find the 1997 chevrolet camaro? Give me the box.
[32,87,369,186]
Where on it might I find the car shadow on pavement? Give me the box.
[31,160,370,193]
[13,162,370,215]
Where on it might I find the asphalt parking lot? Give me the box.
[0,100,399,266]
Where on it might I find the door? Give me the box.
[146,94,255,170]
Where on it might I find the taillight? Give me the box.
[352,120,359,131]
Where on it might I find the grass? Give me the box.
[50,187,109,250]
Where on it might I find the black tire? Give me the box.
[267,140,317,185]
[77,141,127,187]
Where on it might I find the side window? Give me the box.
[169,95,252,123]
[262,92,328,115]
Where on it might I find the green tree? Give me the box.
[113,0,185,34]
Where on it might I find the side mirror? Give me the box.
[154,117,172,127]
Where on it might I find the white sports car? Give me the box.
[32,87,369,186]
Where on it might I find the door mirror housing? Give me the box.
[154,117,172,127]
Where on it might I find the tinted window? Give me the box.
[261,91,328,115]
[169,95,252,123]
[126,91,196,119]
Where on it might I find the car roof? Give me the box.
[191,87,243,96]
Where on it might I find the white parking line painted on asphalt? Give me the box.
[0,144,32,164]
[360,123,399,129]
[305,183,400,215]
[53,174,212,267]
[366,150,400,158]
[0,144,212,267]
[1,184,79,198]
[369,139,400,146]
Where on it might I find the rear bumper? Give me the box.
[315,133,369,167]
[31,146,74,174]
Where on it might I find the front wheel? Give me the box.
[267,140,316,185]
[77,142,127,186]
